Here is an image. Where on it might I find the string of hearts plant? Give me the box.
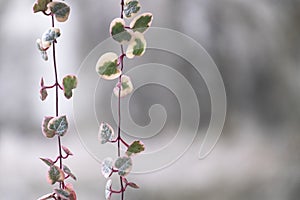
[95,0,153,200]
[33,0,78,199]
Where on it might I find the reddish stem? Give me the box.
[42,83,63,90]
[50,7,64,197]
[117,1,125,200]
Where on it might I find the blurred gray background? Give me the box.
[1,0,300,199]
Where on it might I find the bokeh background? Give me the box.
[1,0,300,199]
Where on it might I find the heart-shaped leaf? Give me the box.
[110,18,132,43]
[124,0,141,18]
[114,156,132,176]
[47,2,70,22]
[101,157,114,178]
[98,122,114,144]
[113,75,134,98]
[126,140,145,156]
[62,75,77,99]
[33,0,51,13]
[54,188,70,200]
[48,165,65,185]
[63,165,77,180]
[48,115,68,137]
[126,32,146,59]
[42,116,56,138]
[96,52,121,80]
[130,12,153,33]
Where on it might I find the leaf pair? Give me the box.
[109,13,152,58]
[110,13,153,40]
[40,76,77,101]
[33,0,70,22]
[42,115,68,138]
[101,156,132,178]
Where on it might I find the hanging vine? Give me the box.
[33,0,77,199]
[95,0,153,199]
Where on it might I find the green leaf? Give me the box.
[95,52,121,80]
[105,179,112,200]
[101,157,113,179]
[42,27,61,43]
[98,122,114,144]
[126,32,146,59]
[33,0,51,13]
[48,165,65,185]
[130,12,153,33]
[48,115,68,137]
[126,140,145,156]
[37,193,55,200]
[110,18,132,43]
[124,0,141,18]
[113,75,134,98]
[54,188,70,200]
[47,2,70,22]
[63,165,77,181]
[62,145,73,156]
[40,157,54,166]
[42,116,56,138]
[63,75,78,99]
[114,156,132,176]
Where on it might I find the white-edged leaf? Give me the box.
[42,27,61,43]
[114,156,132,176]
[130,12,153,33]
[54,188,70,200]
[113,75,134,97]
[47,165,65,185]
[98,122,114,144]
[110,18,132,43]
[105,179,112,200]
[101,157,114,179]
[62,75,78,99]
[47,2,70,22]
[42,116,55,138]
[95,52,121,80]
[63,165,77,180]
[126,32,146,59]
[124,0,141,18]
[48,115,68,136]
